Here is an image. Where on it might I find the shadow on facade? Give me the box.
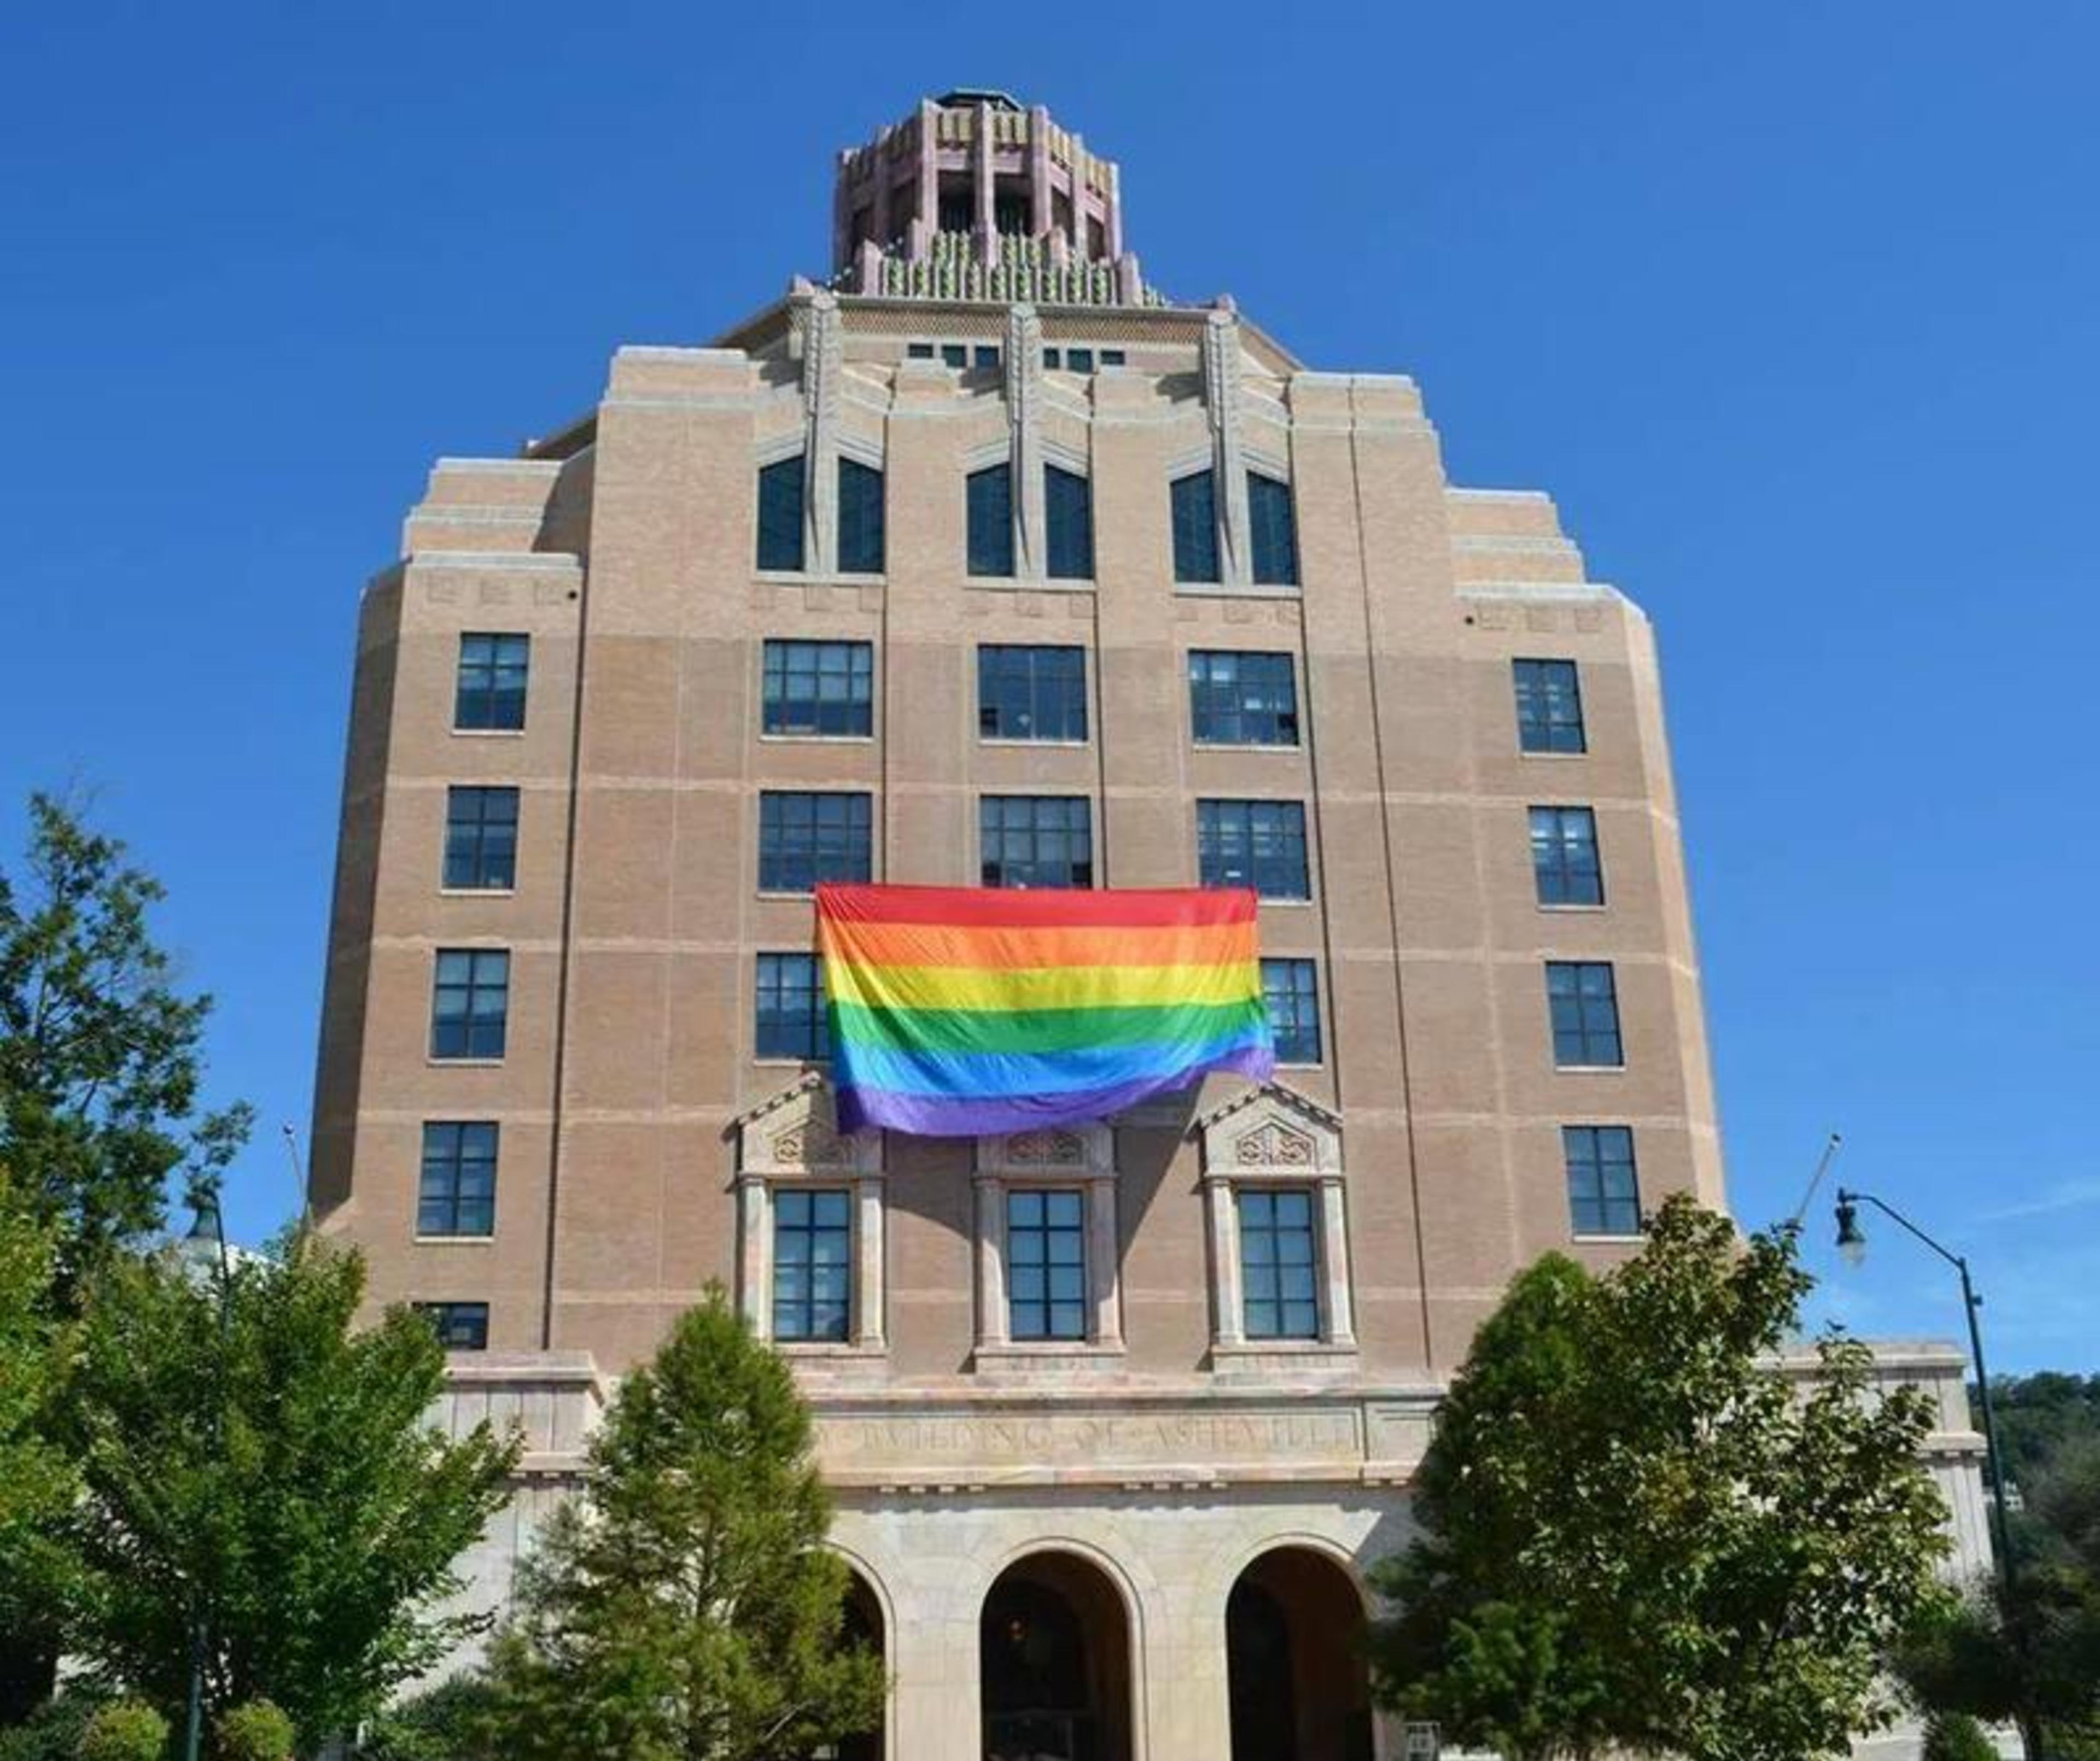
[981,1549,1133,1761]
[1226,1546,1373,1761]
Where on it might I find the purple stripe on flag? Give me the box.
[834,1043,1275,1137]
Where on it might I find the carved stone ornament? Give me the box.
[1234,1122,1317,1168]
[1006,1128,1088,1166]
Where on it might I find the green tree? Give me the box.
[1370,1194,1951,1761]
[62,1230,518,1748]
[351,1676,500,1761]
[1,792,253,1718]
[481,1290,883,1761]
[1898,1436,2100,1758]
[0,792,253,1290]
[215,1700,296,1761]
[0,1175,78,1665]
[71,1701,165,1761]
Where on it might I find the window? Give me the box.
[837,458,885,574]
[1529,806,1604,906]
[1045,466,1094,580]
[967,464,1015,577]
[907,341,935,359]
[1564,1125,1641,1236]
[1261,959,1322,1065]
[453,634,529,732]
[442,786,519,890]
[1238,1189,1320,1339]
[1547,962,1622,1067]
[1189,650,1297,746]
[759,792,873,893]
[756,953,828,1060]
[1198,800,1310,900]
[941,343,968,369]
[418,1122,497,1237]
[772,1188,852,1342]
[1064,347,1095,373]
[1007,1189,1087,1340]
[761,640,873,738]
[1247,472,1299,586]
[417,1302,489,1350]
[981,797,1093,889]
[974,344,1001,370]
[756,456,805,571]
[430,949,509,1060]
[1514,659,1586,754]
[1100,349,1126,367]
[978,645,1088,741]
[1171,471,1221,584]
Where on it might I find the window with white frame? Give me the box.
[971,1126,1122,1358]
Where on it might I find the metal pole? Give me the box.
[182,1199,236,1761]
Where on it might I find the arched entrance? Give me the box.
[1226,1547,1372,1761]
[981,1551,1133,1761]
[832,1568,886,1761]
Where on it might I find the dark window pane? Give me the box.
[757,457,806,572]
[1189,650,1297,746]
[1171,472,1221,584]
[1563,1125,1641,1236]
[1545,961,1622,1067]
[417,1302,489,1350]
[453,633,530,732]
[1247,472,1299,586]
[773,1185,853,1341]
[1514,659,1587,754]
[761,640,873,738]
[418,1121,499,1237]
[1198,800,1310,899]
[1261,958,1322,1064]
[979,797,1093,889]
[941,343,968,368]
[756,953,829,1060]
[443,786,520,890]
[1008,1189,1088,1339]
[1238,1187,1320,1339]
[759,792,873,893]
[1100,349,1126,367]
[907,342,935,359]
[968,464,1015,577]
[977,645,1089,742]
[1065,347,1094,374]
[837,458,886,574]
[430,949,509,1060]
[974,344,1001,370]
[1529,806,1605,906]
[1045,466,1093,580]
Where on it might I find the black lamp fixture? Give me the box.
[1832,1196,1866,1267]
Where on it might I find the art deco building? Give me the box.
[311,91,1985,1761]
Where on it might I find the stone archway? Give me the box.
[1226,1547,1372,1761]
[981,1549,1133,1761]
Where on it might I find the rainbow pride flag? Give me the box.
[815,884,1275,1137]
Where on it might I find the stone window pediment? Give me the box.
[737,1077,883,1179]
[1198,1084,1341,1180]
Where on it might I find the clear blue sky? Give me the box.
[4,5,2094,1370]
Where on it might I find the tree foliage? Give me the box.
[481,1290,883,1761]
[0,792,253,1292]
[1370,1194,1951,1761]
[216,1700,297,1761]
[0,1175,77,1652]
[71,1701,166,1761]
[1897,1432,2100,1757]
[61,1231,518,1747]
[350,1676,501,1761]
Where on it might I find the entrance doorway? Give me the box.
[835,1569,885,1761]
[980,1551,1132,1761]
[1226,1547,1372,1761]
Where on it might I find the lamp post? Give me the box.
[1833,1187,2039,1759]
[176,1191,234,1761]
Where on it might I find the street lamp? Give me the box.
[1832,1187,2038,1759]
[178,1190,234,1761]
